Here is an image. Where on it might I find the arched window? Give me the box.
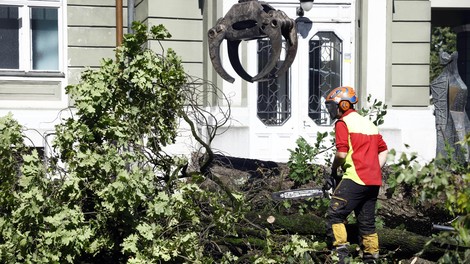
[257,39,291,126]
[308,32,343,125]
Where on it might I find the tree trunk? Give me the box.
[243,211,460,261]
[202,156,465,262]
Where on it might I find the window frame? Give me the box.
[308,31,343,126]
[0,0,64,76]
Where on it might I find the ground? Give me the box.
[200,154,457,263]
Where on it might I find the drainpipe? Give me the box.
[128,0,135,34]
[116,0,123,46]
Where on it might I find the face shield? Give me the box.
[325,101,338,120]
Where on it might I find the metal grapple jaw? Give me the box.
[208,0,298,83]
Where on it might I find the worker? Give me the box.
[324,86,388,264]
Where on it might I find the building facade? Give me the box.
[0,0,469,163]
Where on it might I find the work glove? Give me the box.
[322,176,335,199]
[323,168,337,191]
[331,169,342,186]
[323,176,336,191]
[323,168,342,192]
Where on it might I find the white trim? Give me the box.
[20,6,29,70]
[0,100,67,109]
[60,0,67,105]
[0,1,61,8]
[430,0,470,8]
[0,0,68,108]
[365,0,387,103]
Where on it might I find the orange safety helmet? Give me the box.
[325,86,358,119]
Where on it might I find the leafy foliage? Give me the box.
[430,27,457,82]
[251,233,323,264]
[0,22,248,263]
[0,20,467,264]
[358,94,388,126]
[287,133,331,186]
[0,115,90,263]
[386,137,470,262]
[0,21,336,264]
[0,114,25,212]
[51,22,191,262]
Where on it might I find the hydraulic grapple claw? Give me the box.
[208,0,298,83]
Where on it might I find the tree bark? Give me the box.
[243,211,460,261]
[202,156,465,262]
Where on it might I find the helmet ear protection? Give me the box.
[325,86,358,120]
[339,101,350,112]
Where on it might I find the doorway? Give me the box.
[249,3,355,162]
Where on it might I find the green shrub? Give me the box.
[387,135,470,263]
[430,27,457,82]
[0,22,247,264]
[287,133,330,186]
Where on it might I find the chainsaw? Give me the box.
[271,174,339,201]
[271,187,326,200]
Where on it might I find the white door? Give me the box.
[249,2,355,162]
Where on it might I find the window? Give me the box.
[257,39,291,126]
[308,32,343,125]
[31,7,59,70]
[0,1,62,73]
[0,6,20,69]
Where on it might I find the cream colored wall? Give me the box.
[68,0,205,85]
[0,81,61,101]
[144,0,204,79]
[0,1,120,147]
[360,0,431,107]
[202,0,227,107]
[67,0,204,82]
[67,0,122,85]
[353,0,436,163]
[360,0,388,105]
[390,0,431,106]
[382,0,435,162]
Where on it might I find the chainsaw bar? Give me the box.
[271,188,325,201]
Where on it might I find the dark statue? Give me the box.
[208,0,298,83]
[431,51,470,161]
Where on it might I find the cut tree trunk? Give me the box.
[243,211,461,261]
[202,156,464,262]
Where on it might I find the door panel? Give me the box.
[297,22,353,129]
[250,3,354,162]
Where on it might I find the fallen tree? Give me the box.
[243,211,456,261]
[200,155,470,263]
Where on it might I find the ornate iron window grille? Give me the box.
[308,32,343,125]
[257,39,291,126]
